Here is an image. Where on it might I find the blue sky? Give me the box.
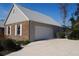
[0,3,77,26]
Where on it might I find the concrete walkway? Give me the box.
[7,39,79,56]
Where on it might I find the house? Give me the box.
[4,4,62,41]
[0,20,4,39]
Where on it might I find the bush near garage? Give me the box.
[15,40,30,45]
[68,30,79,40]
[57,31,65,38]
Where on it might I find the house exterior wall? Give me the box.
[0,28,4,39]
[4,20,61,41]
[4,21,29,41]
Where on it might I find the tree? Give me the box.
[74,3,79,30]
[75,4,79,16]
[58,3,69,38]
[68,15,79,40]
[69,15,76,30]
[58,4,69,26]
[68,4,79,40]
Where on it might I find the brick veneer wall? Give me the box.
[5,21,29,41]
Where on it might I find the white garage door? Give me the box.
[35,25,53,40]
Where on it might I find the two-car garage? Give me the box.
[30,22,54,41]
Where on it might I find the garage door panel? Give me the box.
[35,25,53,40]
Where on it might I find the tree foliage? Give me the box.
[75,4,79,16]
[69,16,76,30]
[58,3,69,26]
[68,4,79,40]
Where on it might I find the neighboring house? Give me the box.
[0,20,4,39]
[4,4,62,41]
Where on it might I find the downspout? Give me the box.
[29,21,30,41]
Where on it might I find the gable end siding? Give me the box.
[5,4,29,25]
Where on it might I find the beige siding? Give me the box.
[5,5,29,25]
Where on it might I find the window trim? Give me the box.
[15,24,17,36]
[6,26,8,35]
[20,24,22,36]
[15,24,22,36]
[6,26,11,35]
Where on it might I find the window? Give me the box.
[15,24,22,36]
[17,25,20,35]
[7,26,11,35]
[0,28,4,33]
[8,26,10,35]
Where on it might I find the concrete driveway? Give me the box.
[7,39,79,56]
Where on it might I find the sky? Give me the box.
[0,3,77,26]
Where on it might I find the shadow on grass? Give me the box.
[0,47,22,56]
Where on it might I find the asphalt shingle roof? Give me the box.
[16,4,61,27]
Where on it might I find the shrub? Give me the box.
[68,30,79,40]
[15,40,30,45]
[1,39,22,51]
[57,31,65,38]
[0,40,4,51]
[0,39,30,52]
